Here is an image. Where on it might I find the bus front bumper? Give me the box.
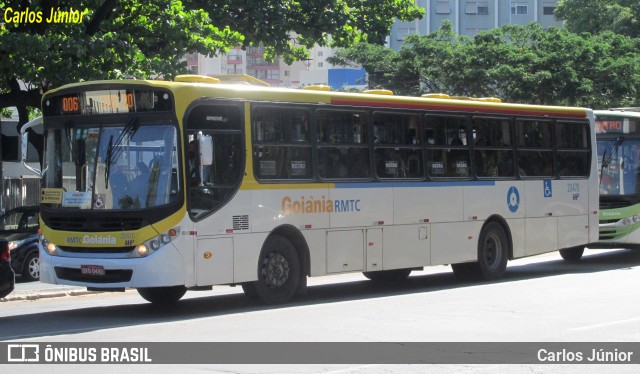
[39,245,185,289]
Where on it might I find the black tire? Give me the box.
[246,235,300,305]
[241,282,260,302]
[362,269,412,282]
[451,262,477,281]
[137,286,187,304]
[22,251,40,282]
[560,246,584,262]
[474,221,509,280]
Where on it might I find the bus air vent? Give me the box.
[232,215,250,231]
[363,89,393,95]
[174,75,221,84]
[302,85,331,91]
[476,97,502,103]
[209,74,270,86]
[422,93,451,99]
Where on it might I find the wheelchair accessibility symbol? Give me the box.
[507,186,520,213]
[544,180,552,198]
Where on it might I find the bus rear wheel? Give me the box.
[453,222,509,281]
[137,286,187,304]
[362,269,412,282]
[243,235,300,305]
[476,222,509,280]
[451,262,476,281]
[560,246,584,262]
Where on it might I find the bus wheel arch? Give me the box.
[476,217,511,280]
[137,285,187,304]
[243,225,309,304]
[559,246,584,262]
[452,216,511,281]
[484,215,513,260]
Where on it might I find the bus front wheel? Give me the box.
[137,286,187,304]
[244,235,300,305]
[560,246,584,262]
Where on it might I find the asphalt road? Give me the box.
[1,247,639,373]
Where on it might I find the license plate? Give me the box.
[80,265,105,276]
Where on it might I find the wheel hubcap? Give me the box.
[29,257,40,279]
[484,233,500,268]
[261,252,289,288]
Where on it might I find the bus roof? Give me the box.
[43,76,591,119]
[594,109,640,118]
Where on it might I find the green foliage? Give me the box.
[329,22,640,108]
[555,0,640,37]
[0,0,424,114]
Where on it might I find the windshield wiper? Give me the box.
[600,136,625,184]
[104,117,139,187]
[105,135,114,189]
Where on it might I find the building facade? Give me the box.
[186,45,349,89]
[389,0,563,49]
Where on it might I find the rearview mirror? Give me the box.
[20,116,43,176]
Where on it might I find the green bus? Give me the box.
[594,109,640,248]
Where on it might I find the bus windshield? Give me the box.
[598,138,640,196]
[42,121,181,210]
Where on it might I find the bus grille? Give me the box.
[599,219,619,224]
[600,200,633,210]
[54,267,133,283]
[599,229,617,240]
[46,217,145,232]
[58,246,135,254]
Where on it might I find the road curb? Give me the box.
[0,289,116,302]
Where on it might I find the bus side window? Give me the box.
[252,106,313,181]
[516,120,553,178]
[425,115,469,178]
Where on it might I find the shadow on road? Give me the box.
[1,248,639,340]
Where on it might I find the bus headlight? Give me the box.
[150,240,161,251]
[135,228,177,257]
[136,244,149,257]
[160,234,171,244]
[45,241,57,255]
[620,216,640,226]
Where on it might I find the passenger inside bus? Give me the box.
[129,162,150,206]
[109,166,129,207]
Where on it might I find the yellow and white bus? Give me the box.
[37,75,599,304]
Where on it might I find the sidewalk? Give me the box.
[0,284,105,302]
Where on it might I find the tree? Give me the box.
[0,0,424,152]
[555,0,640,37]
[329,22,640,108]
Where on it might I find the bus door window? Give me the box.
[185,103,244,220]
